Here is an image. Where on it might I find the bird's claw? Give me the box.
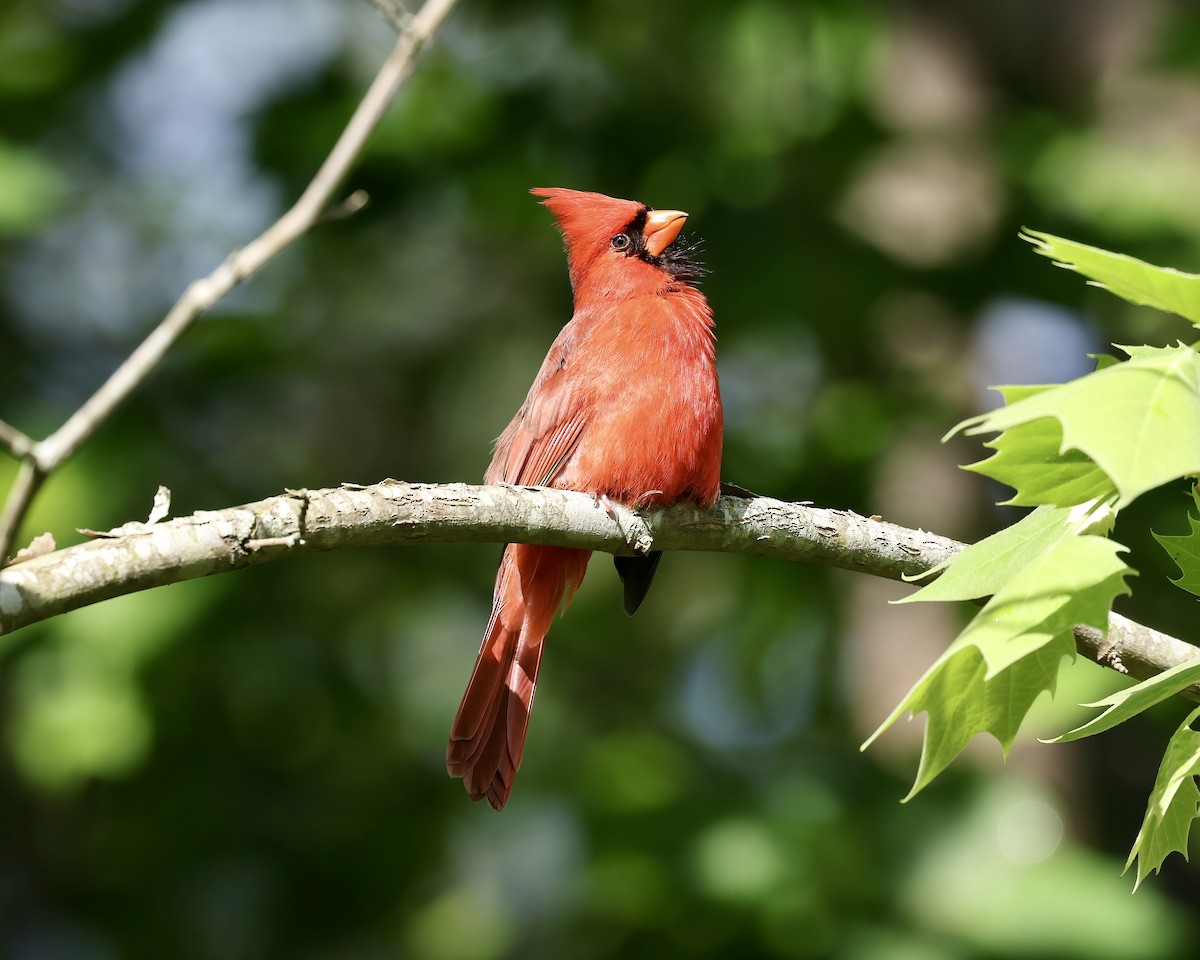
[595,493,654,555]
[596,493,622,524]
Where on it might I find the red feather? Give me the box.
[447,188,723,809]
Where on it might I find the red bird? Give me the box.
[446,188,723,809]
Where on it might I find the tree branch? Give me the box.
[367,0,412,32]
[0,419,34,458]
[2,481,1196,698]
[0,0,459,563]
[0,461,45,567]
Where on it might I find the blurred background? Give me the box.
[3,0,1200,957]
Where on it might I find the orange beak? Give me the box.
[643,209,688,257]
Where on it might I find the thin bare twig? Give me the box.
[0,420,34,459]
[0,461,44,561]
[368,0,412,32]
[0,0,459,562]
[321,189,371,222]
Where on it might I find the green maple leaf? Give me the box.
[1023,230,1200,325]
[867,507,1133,797]
[1154,486,1200,598]
[954,344,1200,507]
[903,505,1080,600]
[962,532,1129,676]
[903,505,1124,610]
[1126,705,1200,889]
[1046,657,1200,744]
[964,388,1117,508]
[868,635,1076,801]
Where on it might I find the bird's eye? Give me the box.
[610,233,631,251]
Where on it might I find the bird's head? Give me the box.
[531,187,703,303]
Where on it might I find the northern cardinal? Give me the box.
[446,188,723,809]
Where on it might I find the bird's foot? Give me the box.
[594,493,654,555]
[596,492,621,524]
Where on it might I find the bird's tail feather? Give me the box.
[447,544,588,810]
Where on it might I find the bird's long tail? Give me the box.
[447,543,590,810]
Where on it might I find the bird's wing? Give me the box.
[485,328,589,488]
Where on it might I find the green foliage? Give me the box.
[873,232,1200,884]
[962,386,1117,507]
[1154,486,1200,597]
[1126,705,1200,889]
[866,506,1131,797]
[8,580,217,791]
[1023,230,1200,325]
[0,139,64,236]
[1047,659,1200,744]
[901,780,1190,957]
[956,343,1200,507]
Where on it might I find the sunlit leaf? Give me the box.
[901,505,1125,621]
[1126,705,1200,889]
[965,409,1117,508]
[1023,230,1200,325]
[1046,658,1200,744]
[901,505,1073,597]
[955,344,1200,507]
[869,507,1132,798]
[868,635,1075,800]
[960,532,1130,677]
